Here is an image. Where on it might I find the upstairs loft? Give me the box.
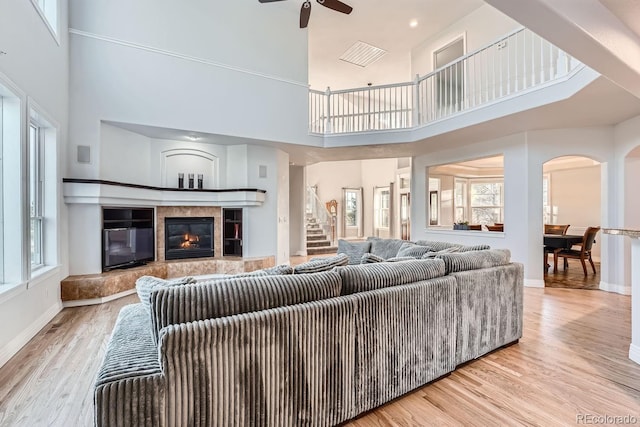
[308,27,590,144]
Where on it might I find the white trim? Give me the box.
[525,279,545,288]
[0,302,61,368]
[68,29,308,88]
[29,0,60,46]
[62,288,136,308]
[599,281,631,295]
[630,343,640,366]
[423,228,507,239]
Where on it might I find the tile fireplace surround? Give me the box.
[61,180,273,307]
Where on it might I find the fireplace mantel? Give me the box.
[63,178,266,207]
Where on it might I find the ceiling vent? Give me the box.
[339,41,387,67]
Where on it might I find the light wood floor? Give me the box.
[1,287,638,426]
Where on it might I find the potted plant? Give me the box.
[454,221,469,230]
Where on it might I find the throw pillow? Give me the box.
[396,242,433,258]
[386,256,418,262]
[293,253,349,274]
[415,240,463,252]
[337,240,372,265]
[260,264,294,275]
[367,237,407,259]
[458,244,491,252]
[361,253,385,264]
[136,275,196,313]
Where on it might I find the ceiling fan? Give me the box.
[258,0,353,29]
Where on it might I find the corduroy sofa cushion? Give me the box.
[149,270,342,343]
[338,239,372,265]
[436,249,511,275]
[293,253,349,274]
[415,240,490,252]
[336,258,446,295]
[136,275,197,313]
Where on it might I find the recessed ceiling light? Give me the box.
[186,135,200,141]
[409,19,418,28]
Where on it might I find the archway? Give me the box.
[542,156,602,289]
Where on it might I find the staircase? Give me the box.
[306,215,337,256]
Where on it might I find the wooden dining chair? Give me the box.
[468,224,482,230]
[554,226,600,276]
[544,224,570,272]
[486,224,504,232]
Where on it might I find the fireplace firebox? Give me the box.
[165,217,214,260]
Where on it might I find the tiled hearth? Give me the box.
[61,204,275,307]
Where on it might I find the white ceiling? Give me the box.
[599,0,640,39]
[305,0,484,90]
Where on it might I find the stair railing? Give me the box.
[306,186,335,246]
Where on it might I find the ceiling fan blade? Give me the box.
[316,0,352,14]
[258,0,287,3]
[300,1,311,28]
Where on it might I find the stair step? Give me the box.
[307,234,327,241]
[307,240,331,248]
[306,228,323,235]
[306,223,320,229]
[307,246,338,255]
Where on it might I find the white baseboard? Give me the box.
[629,343,640,365]
[599,281,631,295]
[0,302,62,369]
[62,288,136,308]
[525,279,545,288]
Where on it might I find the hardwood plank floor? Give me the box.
[544,259,601,290]
[0,286,638,426]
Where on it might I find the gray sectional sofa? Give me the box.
[94,243,523,426]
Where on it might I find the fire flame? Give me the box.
[180,233,200,248]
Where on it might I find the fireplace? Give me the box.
[165,217,214,260]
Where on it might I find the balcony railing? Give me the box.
[309,27,583,135]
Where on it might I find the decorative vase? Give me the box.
[234,223,240,239]
[178,173,184,189]
[188,173,194,189]
[197,174,203,189]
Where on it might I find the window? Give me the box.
[375,187,390,229]
[31,0,58,39]
[29,123,44,268]
[454,178,468,223]
[470,180,504,224]
[345,190,358,227]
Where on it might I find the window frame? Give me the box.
[29,122,45,270]
[30,0,60,44]
[468,178,505,224]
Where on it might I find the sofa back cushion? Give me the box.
[136,276,197,313]
[293,253,349,274]
[149,270,342,343]
[436,249,511,275]
[415,240,490,252]
[338,239,372,265]
[336,258,445,295]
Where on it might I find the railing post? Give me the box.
[325,86,332,134]
[412,74,420,127]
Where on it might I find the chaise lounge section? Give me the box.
[95,247,523,426]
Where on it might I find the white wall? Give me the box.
[411,4,519,77]
[0,0,69,367]
[68,0,317,180]
[244,145,289,264]
[100,124,152,185]
[289,165,306,256]
[548,164,602,259]
[361,159,398,237]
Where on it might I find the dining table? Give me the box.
[543,234,584,272]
